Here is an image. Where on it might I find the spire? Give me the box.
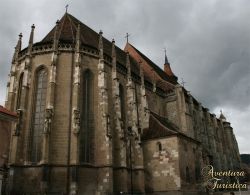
[12,33,22,63]
[27,24,35,55]
[98,30,103,60]
[75,23,81,52]
[164,48,169,64]
[111,39,116,70]
[17,33,22,53]
[53,20,60,51]
[163,48,175,77]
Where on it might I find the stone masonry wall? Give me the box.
[143,137,180,193]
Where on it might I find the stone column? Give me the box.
[125,53,145,193]
[139,60,150,132]
[111,39,128,193]
[6,33,22,111]
[175,84,188,132]
[70,23,81,195]
[96,31,113,194]
[23,25,36,164]
[40,21,59,193]
[41,21,59,165]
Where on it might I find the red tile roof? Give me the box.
[0,105,17,117]
[142,111,199,143]
[142,112,179,140]
[125,43,176,92]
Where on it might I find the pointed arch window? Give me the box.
[80,69,94,163]
[16,73,24,110]
[31,68,48,163]
[119,84,125,125]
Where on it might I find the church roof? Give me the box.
[41,13,128,65]
[39,13,175,93]
[125,43,178,85]
[142,111,179,140]
[142,111,199,143]
[125,43,177,93]
[0,105,17,121]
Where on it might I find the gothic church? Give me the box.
[5,12,241,195]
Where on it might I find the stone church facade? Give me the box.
[4,13,241,195]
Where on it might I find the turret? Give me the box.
[27,24,35,55]
[12,33,22,64]
[98,30,104,61]
[111,39,116,71]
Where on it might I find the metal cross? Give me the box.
[65,4,69,13]
[125,33,130,43]
[181,78,186,87]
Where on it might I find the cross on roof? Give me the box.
[125,33,130,43]
[65,4,69,13]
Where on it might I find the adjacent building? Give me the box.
[0,106,17,194]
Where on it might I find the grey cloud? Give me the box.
[0,0,249,153]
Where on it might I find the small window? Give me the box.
[157,142,162,152]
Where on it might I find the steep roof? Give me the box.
[41,13,124,64]
[0,105,17,121]
[142,111,199,143]
[125,43,178,85]
[125,43,176,92]
[40,13,175,93]
[142,112,179,140]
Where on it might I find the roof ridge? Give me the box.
[57,13,67,42]
[66,13,76,44]
[126,43,177,85]
[150,111,179,131]
[150,113,178,134]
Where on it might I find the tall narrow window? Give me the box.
[119,84,125,123]
[16,73,23,110]
[157,142,162,152]
[80,70,93,163]
[31,68,48,163]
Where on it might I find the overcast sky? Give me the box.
[0,0,249,153]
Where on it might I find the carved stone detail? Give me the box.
[73,109,80,135]
[44,108,53,134]
[14,109,23,136]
